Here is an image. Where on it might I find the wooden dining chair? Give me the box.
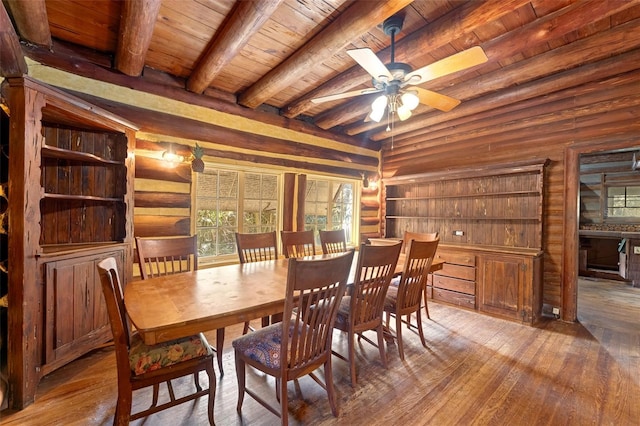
[401,231,439,319]
[136,235,225,375]
[332,241,402,386]
[280,229,315,258]
[402,231,439,253]
[235,231,278,263]
[97,257,216,425]
[384,238,439,361]
[235,231,279,332]
[135,235,198,279]
[319,229,348,254]
[232,250,354,425]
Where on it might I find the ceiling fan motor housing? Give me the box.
[372,62,412,89]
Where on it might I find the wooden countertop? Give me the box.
[579,229,640,239]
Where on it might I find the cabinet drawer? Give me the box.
[434,262,476,281]
[433,288,475,308]
[433,275,475,295]
[436,251,476,267]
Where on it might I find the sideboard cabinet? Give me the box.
[3,77,137,409]
[383,159,547,325]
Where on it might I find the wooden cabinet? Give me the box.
[383,160,547,326]
[41,246,126,375]
[477,251,543,324]
[426,245,543,324]
[3,77,137,408]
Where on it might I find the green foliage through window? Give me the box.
[196,168,279,259]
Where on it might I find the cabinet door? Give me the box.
[477,254,525,321]
[44,250,121,370]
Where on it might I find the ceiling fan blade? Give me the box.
[347,48,393,82]
[405,46,488,86]
[311,88,381,104]
[414,87,461,112]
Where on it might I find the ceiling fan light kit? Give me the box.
[311,12,489,134]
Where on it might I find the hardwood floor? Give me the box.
[1,280,638,425]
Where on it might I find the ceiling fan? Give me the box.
[311,14,488,123]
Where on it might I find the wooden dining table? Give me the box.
[124,251,444,345]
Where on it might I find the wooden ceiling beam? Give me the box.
[187,0,284,94]
[386,68,640,157]
[115,0,162,77]
[285,0,530,121]
[0,2,27,77]
[3,0,51,48]
[384,75,640,164]
[350,9,640,139]
[237,0,413,110]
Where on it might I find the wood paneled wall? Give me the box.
[381,69,640,318]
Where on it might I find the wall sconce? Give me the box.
[162,145,184,164]
[361,173,378,190]
[362,172,370,188]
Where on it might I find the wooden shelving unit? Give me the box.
[383,159,548,325]
[2,77,137,409]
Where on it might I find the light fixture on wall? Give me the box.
[162,144,184,164]
[362,172,370,188]
[361,172,378,190]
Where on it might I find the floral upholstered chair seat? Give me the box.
[129,332,213,376]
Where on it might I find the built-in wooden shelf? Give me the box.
[386,190,539,201]
[43,193,122,202]
[42,145,122,164]
[386,215,540,220]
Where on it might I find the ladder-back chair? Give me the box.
[401,231,439,319]
[235,231,279,332]
[281,230,316,258]
[319,229,348,254]
[135,235,225,375]
[232,250,354,425]
[97,257,216,425]
[384,238,439,361]
[235,231,278,263]
[333,241,402,385]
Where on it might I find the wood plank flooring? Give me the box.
[1,278,638,425]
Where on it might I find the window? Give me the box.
[195,167,280,261]
[606,185,640,220]
[305,178,355,245]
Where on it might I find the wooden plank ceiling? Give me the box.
[2,0,639,153]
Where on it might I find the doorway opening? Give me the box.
[575,148,640,333]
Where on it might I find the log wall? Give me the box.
[381,68,640,317]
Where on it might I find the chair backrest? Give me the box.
[97,257,133,382]
[367,237,402,246]
[350,241,402,328]
[235,231,278,263]
[281,250,354,374]
[136,235,198,279]
[402,231,439,253]
[319,229,348,254]
[281,230,316,258]
[396,239,439,314]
